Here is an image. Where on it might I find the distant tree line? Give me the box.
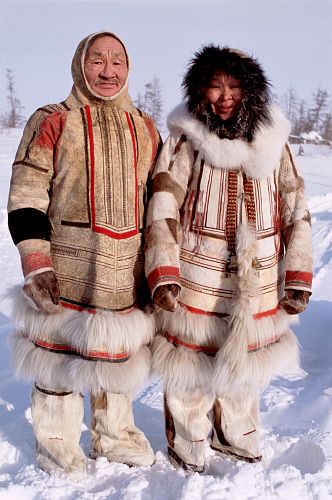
[134,77,164,131]
[0,69,25,129]
[0,69,164,132]
[276,87,332,143]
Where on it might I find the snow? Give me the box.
[0,130,332,499]
[300,131,324,142]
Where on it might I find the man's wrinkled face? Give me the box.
[84,35,128,97]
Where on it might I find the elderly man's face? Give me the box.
[84,36,128,97]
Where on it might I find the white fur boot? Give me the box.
[211,394,262,462]
[31,385,86,480]
[165,388,214,473]
[90,392,155,467]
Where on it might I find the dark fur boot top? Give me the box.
[182,45,271,141]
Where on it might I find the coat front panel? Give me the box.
[145,108,312,320]
[10,105,159,310]
[178,159,285,316]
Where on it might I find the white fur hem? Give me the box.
[155,306,228,346]
[10,334,73,391]
[10,334,152,395]
[8,286,154,353]
[213,329,300,395]
[69,345,151,395]
[151,335,215,392]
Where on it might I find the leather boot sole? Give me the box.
[167,446,204,473]
[210,444,262,463]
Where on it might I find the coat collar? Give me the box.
[167,103,290,179]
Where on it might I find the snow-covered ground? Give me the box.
[0,129,331,499]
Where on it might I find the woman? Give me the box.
[145,45,312,472]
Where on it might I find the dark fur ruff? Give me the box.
[182,45,271,141]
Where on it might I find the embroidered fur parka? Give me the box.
[7,31,161,395]
[9,32,161,312]
[145,102,313,395]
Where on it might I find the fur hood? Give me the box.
[69,30,134,110]
[167,103,291,179]
[182,45,271,141]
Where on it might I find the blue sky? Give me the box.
[1,0,331,123]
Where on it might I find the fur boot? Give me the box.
[165,388,214,473]
[90,392,155,467]
[211,394,262,462]
[31,385,86,480]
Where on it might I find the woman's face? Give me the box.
[203,71,243,120]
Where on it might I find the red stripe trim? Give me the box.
[165,332,218,354]
[22,253,53,277]
[91,225,139,239]
[86,105,96,229]
[178,302,228,318]
[253,306,279,320]
[35,339,71,352]
[147,266,180,290]
[143,115,158,162]
[59,300,97,314]
[85,105,138,240]
[59,301,136,315]
[34,338,129,361]
[285,271,312,286]
[87,350,129,360]
[125,112,139,233]
[177,303,278,320]
[247,335,281,352]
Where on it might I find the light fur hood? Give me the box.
[69,30,134,110]
[167,103,291,179]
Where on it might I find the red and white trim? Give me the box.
[147,266,180,296]
[34,338,130,363]
[285,270,312,289]
[85,105,139,240]
[22,253,53,278]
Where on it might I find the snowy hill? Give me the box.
[0,129,331,499]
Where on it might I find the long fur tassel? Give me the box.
[215,225,259,387]
[213,225,300,395]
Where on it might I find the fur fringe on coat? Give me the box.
[9,287,153,395]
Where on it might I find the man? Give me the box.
[8,31,161,479]
[145,45,312,472]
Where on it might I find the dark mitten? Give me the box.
[279,289,310,315]
[23,270,61,314]
[153,284,180,312]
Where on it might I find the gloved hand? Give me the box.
[23,270,62,314]
[153,284,180,312]
[279,289,310,315]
